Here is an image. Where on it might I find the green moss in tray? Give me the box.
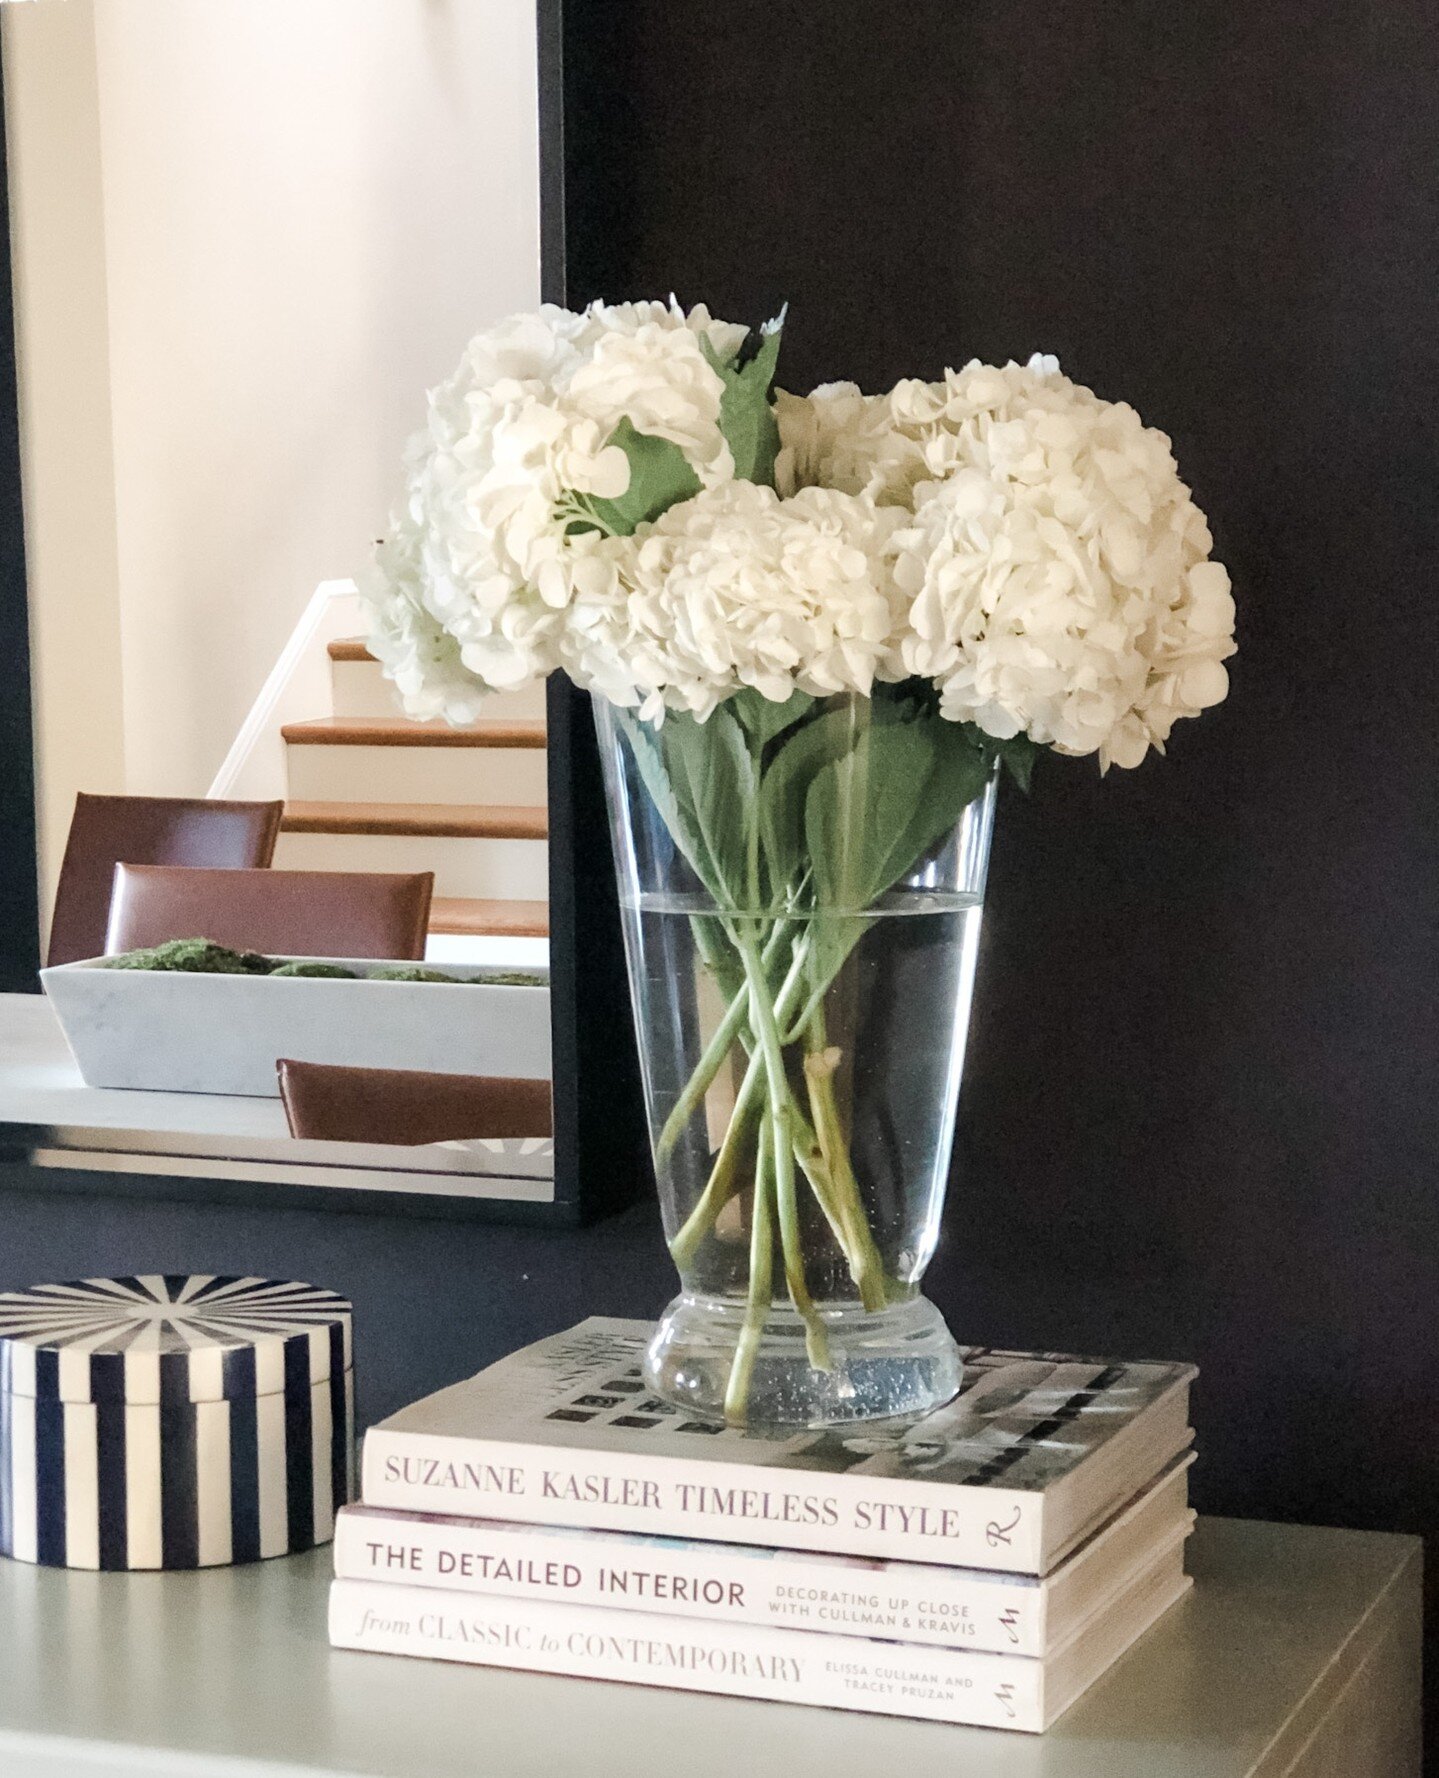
[367,965,463,983]
[367,965,547,986]
[95,944,546,987]
[100,938,273,975]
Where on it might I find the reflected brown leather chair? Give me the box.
[104,865,434,961]
[277,1058,552,1146]
[47,793,284,966]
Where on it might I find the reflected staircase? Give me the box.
[273,640,550,961]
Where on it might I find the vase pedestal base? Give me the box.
[643,1292,963,1430]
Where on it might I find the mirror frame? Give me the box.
[0,38,41,996]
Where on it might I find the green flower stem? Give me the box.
[667,906,893,1406]
[688,913,744,1004]
[655,918,798,1164]
[666,936,810,1268]
[666,1079,761,1273]
[655,978,753,1165]
[779,913,874,1046]
[723,1114,775,1424]
[672,872,814,1152]
[668,1034,853,1290]
[766,922,890,1307]
[786,1107,853,1256]
[736,928,835,1374]
[802,1030,888,1313]
[666,930,878,1283]
[772,1101,833,1372]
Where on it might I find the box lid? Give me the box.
[0,1275,352,1405]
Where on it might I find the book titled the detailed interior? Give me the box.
[362,1320,1196,1574]
[337,1452,1193,1656]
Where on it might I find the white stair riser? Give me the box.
[330,659,547,723]
[274,830,549,901]
[285,742,548,807]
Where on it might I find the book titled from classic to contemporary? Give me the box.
[362,1320,1196,1574]
[337,1452,1194,1657]
[329,1525,1193,1734]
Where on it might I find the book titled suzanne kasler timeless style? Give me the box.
[361,1320,1196,1575]
[335,1455,1194,1657]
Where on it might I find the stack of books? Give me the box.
[329,1318,1197,1733]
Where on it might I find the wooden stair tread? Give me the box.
[281,717,546,749]
[429,897,549,939]
[328,637,377,663]
[281,801,548,840]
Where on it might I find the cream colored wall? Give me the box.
[5,0,541,931]
[3,0,127,928]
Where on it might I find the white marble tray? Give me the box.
[40,956,552,1097]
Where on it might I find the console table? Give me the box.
[0,1517,1420,1776]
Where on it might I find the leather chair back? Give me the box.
[277,1058,552,1145]
[104,865,434,962]
[47,793,283,966]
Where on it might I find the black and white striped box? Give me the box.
[0,1275,353,1570]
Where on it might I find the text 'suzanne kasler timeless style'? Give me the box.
[363,301,1236,1429]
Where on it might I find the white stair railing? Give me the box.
[207,579,364,802]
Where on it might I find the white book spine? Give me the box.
[334,1507,1047,1654]
[361,1430,1044,1573]
[328,1577,1049,1731]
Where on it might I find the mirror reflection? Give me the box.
[0,0,553,1201]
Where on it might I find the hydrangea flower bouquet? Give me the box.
[365,300,1235,1428]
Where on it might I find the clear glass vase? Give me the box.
[595,686,996,1429]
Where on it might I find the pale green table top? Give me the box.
[0,1517,1421,1778]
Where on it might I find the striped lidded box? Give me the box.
[0,1275,353,1570]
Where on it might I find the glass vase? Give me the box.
[595,686,995,1429]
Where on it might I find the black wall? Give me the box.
[563,0,1439,1734]
[0,0,1434,1748]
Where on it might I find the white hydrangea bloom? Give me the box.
[366,304,1233,771]
[362,300,744,715]
[565,326,735,487]
[363,525,497,727]
[774,382,895,499]
[561,481,905,723]
[884,361,1235,767]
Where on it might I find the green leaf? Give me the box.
[583,418,703,536]
[700,315,785,487]
[804,720,938,913]
[729,685,815,753]
[979,730,1039,792]
[803,713,991,914]
[621,693,993,944]
[890,719,993,879]
[616,703,764,912]
[613,707,709,879]
[756,702,866,902]
[794,715,979,1001]
[658,706,757,909]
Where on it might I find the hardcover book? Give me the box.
[362,1319,1196,1574]
[329,1525,1193,1733]
[337,1452,1193,1656]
